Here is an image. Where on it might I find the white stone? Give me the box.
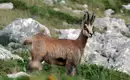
[43,0,53,6]
[63,6,72,11]
[122,3,130,10]
[55,29,80,40]
[8,72,29,78]
[0,3,13,9]
[83,4,88,9]
[104,9,114,17]
[53,8,60,11]
[60,0,66,4]
[72,10,83,14]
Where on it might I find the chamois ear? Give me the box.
[82,11,90,28]
[85,11,90,25]
[90,13,96,25]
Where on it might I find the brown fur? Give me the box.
[24,11,95,76]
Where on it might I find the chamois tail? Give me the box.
[23,37,32,45]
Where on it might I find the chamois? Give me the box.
[24,11,95,76]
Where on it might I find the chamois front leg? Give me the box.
[27,50,43,71]
[65,61,76,76]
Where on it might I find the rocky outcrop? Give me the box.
[84,30,130,74]
[94,17,129,33]
[0,18,50,45]
[55,17,130,74]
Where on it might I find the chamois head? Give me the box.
[82,11,95,37]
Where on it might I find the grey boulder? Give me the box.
[0,18,50,45]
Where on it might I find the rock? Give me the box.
[0,18,50,45]
[7,42,28,54]
[72,10,83,14]
[62,21,69,26]
[59,0,66,4]
[53,8,60,11]
[63,6,72,11]
[104,9,114,17]
[0,2,13,9]
[43,0,54,6]
[83,4,88,9]
[7,72,29,78]
[55,17,130,74]
[45,0,65,5]
[94,17,129,33]
[126,23,130,30]
[122,3,130,10]
[0,45,23,61]
[55,29,80,40]
[84,30,130,74]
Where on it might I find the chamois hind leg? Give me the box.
[65,61,76,76]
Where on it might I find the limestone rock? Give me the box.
[0,18,50,45]
[0,2,13,9]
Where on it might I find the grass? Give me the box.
[0,0,81,30]
[0,60,23,75]
[0,9,30,27]
[28,5,80,24]
[0,49,130,80]
[0,62,130,80]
